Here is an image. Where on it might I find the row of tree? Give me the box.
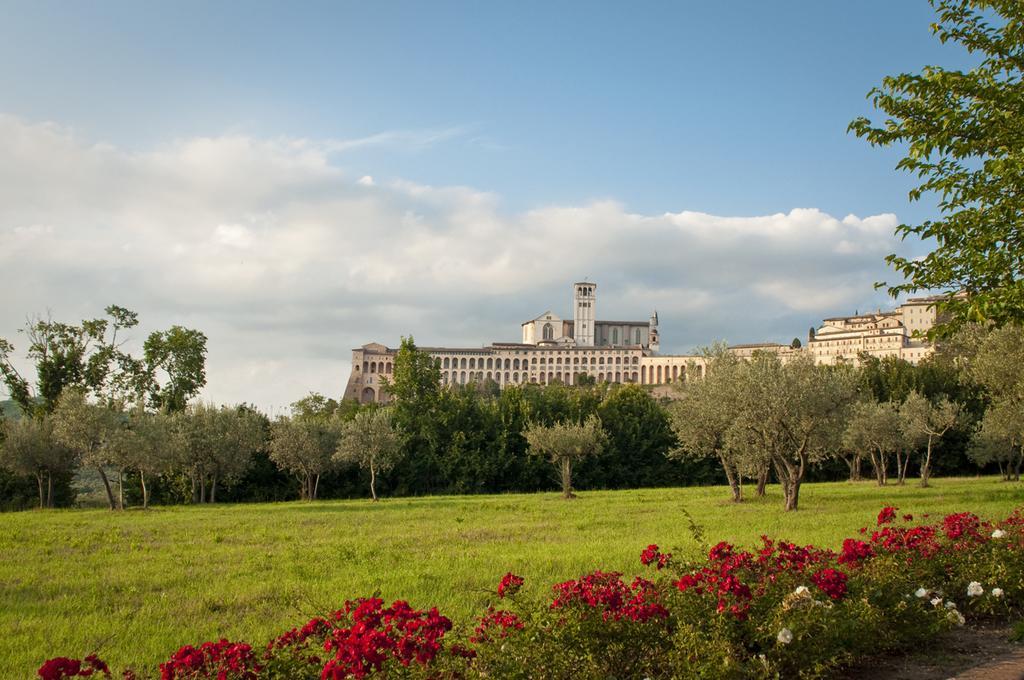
[1,318,1021,511]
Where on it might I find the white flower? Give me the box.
[947,610,966,626]
[945,601,957,610]
[992,588,1004,598]
[992,529,1006,539]
[931,597,943,607]
[915,587,928,598]
[967,581,984,597]
[777,628,794,644]
[794,586,810,596]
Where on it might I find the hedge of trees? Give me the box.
[0,324,1022,512]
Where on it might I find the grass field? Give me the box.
[1,477,1022,677]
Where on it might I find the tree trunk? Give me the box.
[920,435,934,488]
[370,462,378,501]
[313,474,320,500]
[720,456,741,502]
[756,466,769,497]
[140,470,149,509]
[35,472,45,510]
[210,475,217,503]
[46,473,53,509]
[97,466,116,510]
[118,467,125,510]
[561,456,573,499]
[199,474,206,503]
[895,450,905,486]
[191,474,200,504]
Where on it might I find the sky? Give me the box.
[0,1,978,414]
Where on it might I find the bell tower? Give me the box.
[648,310,660,353]
[573,281,596,347]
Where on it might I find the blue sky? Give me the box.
[0,1,974,410]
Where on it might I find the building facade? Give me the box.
[345,282,700,403]
[343,284,946,404]
[806,296,940,366]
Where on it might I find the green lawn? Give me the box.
[1,477,1022,677]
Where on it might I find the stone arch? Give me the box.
[361,387,376,403]
[641,366,647,383]
[543,323,554,340]
[443,357,450,368]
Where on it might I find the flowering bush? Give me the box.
[38,507,1023,680]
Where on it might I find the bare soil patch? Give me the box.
[843,623,1024,680]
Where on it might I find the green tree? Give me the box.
[843,400,905,486]
[850,1,1024,331]
[524,414,607,499]
[0,416,74,508]
[335,408,403,501]
[593,384,677,490]
[0,306,143,415]
[668,350,747,502]
[52,388,123,509]
[383,337,442,494]
[901,390,962,487]
[970,400,1023,480]
[144,326,208,412]
[269,417,338,500]
[173,403,263,502]
[733,355,857,510]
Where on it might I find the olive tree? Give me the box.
[734,354,857,511]
[0,416,75,508]
[52,388,123,509]
[174,403,263,503]
[901,390,961,487]
[843,400,904,486]
[335,408,402,501]
[269,417,337,500]
[970,401,1023,481]
[524,414,607,499]
[668,350,747,502]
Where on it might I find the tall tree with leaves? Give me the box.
[382,337,442,493]
[0,306,143,415]
[335,408,403,501]
[144,326,208,412]
[850,1,1024,331]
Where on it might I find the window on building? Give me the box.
[612,328,619,345]
[543,323,554,340]
[635,328,642,344]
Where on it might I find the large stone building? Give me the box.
[344,282,703,403]
[343,283,946,403]
[806,296,940,366]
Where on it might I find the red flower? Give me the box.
[810,568,848,600]
[470,607,524,643]
[877,506,898,526]
[497,572,524,598]
[837,539,874,566]
[38,655,111,680]
[640,544,672,569]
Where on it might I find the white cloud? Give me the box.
[0,114,916,410]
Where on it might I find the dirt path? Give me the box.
[842,624,1023,679]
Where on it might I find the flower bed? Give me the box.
[38,507,1024,679]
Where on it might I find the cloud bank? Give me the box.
[0,115,913,412]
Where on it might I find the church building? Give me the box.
[344,281,700,403]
